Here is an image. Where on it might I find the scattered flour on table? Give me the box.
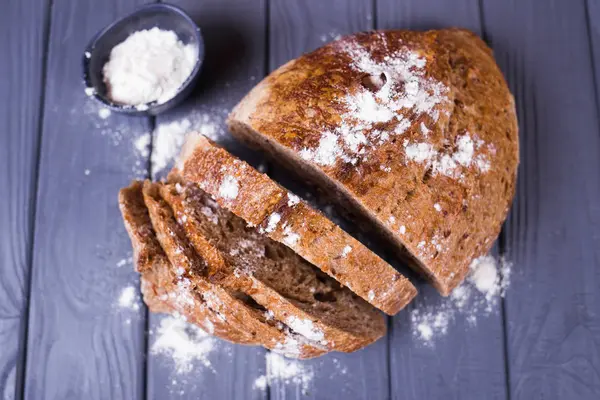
[117,285,140,311]
[78,94,227,177]
[152,316,216,374]
[115,257,133,268]
[102,28,198,106]
[148,113,226,175]
[319,31,342,43]
[411,255,512,345]
[253,353,314,394]
[98,108,111,119]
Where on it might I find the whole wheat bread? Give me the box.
[119,182,255,344]
[156,179,386,352]
[141,181,329,358]
[171,134,416,314]
[228,29,519,295]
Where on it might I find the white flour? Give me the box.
[117,285,140,311]
[411,255,512,344]
[299,36,450,169]
[253,353,314,394]
[403,132,491,179]
[149,113,225,175]
[98,108,111,119]
[151,119,191,174]
[152,316,216,374]
[285,317,326,343]
[80,97,227,178]
[103,28,198,106]
[218,175,239,200]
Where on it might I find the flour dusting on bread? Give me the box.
[403,131,493,179]
[299,36,451,168]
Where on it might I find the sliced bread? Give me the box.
[141,181,329,358]
[157,180,387,352]
[228,29,519,295]
[119,181,254,344]
[171,133,417,315]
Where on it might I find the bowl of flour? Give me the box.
[83,3,203,115]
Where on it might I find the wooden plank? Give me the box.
[267,1,390,399]
[482,0,600,398]
[23,1,151,399]
[377,2,508,399]
[147,1,268,399]
[0,1,50,398]
[376,0,481,32]
[588,0,600,119]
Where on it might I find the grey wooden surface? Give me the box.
[0,0,599,399]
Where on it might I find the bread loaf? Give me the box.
[228,29,519,295]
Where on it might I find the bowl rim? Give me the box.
[82,2,204,116]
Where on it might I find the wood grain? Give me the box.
[267,1,390,399]
[376,0,481,32]
[377,1,508,399]
[23,1,151,399]
[588,0,600,120]
[0,1,50,398]
[482,0,600,398]
[148,1,268,399]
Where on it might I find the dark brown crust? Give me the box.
[172,134,417,314]
[141,181,328,358]
[229,29,519,295]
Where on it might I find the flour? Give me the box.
[253,353,314,394]
[287,193,300,207]
[319,31,342,43]
[152,316,216,374]
[265,213,282,233]
[117,285,140,311]
[98,108,111,119]
[151,119,191,174]
[341,245,352,257]
[148,113,225,175]
[411,255,512,345]
[299,36,450,168]
[282,225,301,247]
[218,175,239,200]
[103,28,198,106]
[81,100,225,178]
[134,133,151,158]
[285,317,326,343]
[404,132,492,179]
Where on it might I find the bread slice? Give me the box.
[228,29,519,295]
[155,179,387,352]
[119,182,254,344]
[140,181,329,358]
[171,134,416,315]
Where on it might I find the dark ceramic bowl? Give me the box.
[82,3,203,116]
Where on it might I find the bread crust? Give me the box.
[172,134,416,314]
[229,29,519,295]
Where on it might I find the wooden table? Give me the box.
[1,0,599,399]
